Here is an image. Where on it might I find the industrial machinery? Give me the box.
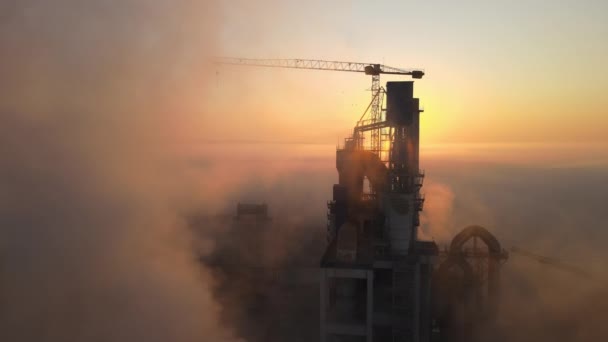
[215,58,508,342]
[320,77,437,342]
[214,57,423,155]
[199,203,321,342]
[434,226,508,342]
[510,246,595,280]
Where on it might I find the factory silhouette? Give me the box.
[3,3,607,342]
[197,60,518,342]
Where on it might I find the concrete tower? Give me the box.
[321,81,438,342]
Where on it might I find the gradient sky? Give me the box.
[1,4,606,339]
[212,0,608,145]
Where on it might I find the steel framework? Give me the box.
[214,57,423,156]
[215,57,423,76]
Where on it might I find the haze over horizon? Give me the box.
[1,1,607,341]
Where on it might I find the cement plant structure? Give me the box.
[320,81,436,342]
[319,80,509,342]
[213,58,509,342]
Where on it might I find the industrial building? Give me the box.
[318,79,511,342]
[196,203,321,342]
[211,58,511,342]
[320,80,437,342]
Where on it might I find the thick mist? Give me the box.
[1,2,607,342]
[0,1,235,341]
[421,153,608,342]
[193,142,608,342]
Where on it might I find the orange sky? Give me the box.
[199,1,608,147]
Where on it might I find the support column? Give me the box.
[320,269,327,342]
[367,270,374,342]
[414,262,421,342]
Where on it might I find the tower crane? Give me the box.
[510,246,596,280]
[214,57,424,153]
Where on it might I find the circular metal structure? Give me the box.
[434,226,508,342]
